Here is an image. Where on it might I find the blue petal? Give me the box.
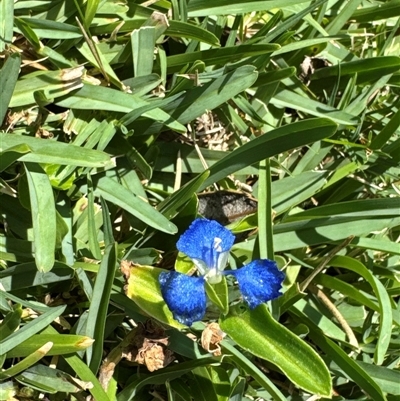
[176,218,235,270]
[227,259,285,309]
[159,271,206,326]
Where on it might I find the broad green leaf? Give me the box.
[125,265,184,329]
[370,103,400,150]
[220,305,332,397]
[85,0,100,27]
[355,361,400,395]
[0,235,33,263]
[271,36,345,56]
[0,53,21,124]
[24,162,56,272]
[0,0,14,52]
[0,143,31,172]
[153,142,257,175]
[271,171,329,215]
[158,171,210,220]
[325,0,363,35]
[0,262,73,291]
[9,66,85,107]
[90,19,220,46]
[132,26,156,77]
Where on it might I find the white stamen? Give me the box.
[213,237,222,253]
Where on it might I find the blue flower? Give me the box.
[176,218,235,283]
[159,272,206,326]
[228,259,285,309]
[159,218,285,326]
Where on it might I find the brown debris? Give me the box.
[201,322,226,356]
[124,321,174,372]
[120,259,133,280]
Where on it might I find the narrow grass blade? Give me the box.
[0,342,53,380]
[0,133,111,168]
[0,305,66,356]
[85,242,117,373]
[64,354,111,401]
[93,176,177,234]
[6,334,93,358]
[202,118,337,188]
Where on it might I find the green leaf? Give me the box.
[162,44,279,73]
[0,0,14,52]
[202,118,337,188]
[0,53,21,124]
[220,305,332,397]
[310,56,400,85]
[0,133,112,168]
[205,278,229,315]
[55,84,186,133]
[125,265,184,329]
[24,162,56,272]
[188,0,316,17]
[86,242,117,373]
[16,17,82,39]
[132,26,156,77]
[0,144,31,172]
[355,361,400,395]
[0,342,53,380]
[6,334,93,358]
[15,364,86,393]
[0,304,66,356]
[64,354,111,401]
[0,262,73,291]
[291,308,386,401]
[271,89,359,125]
[330,255,392,365]
[0,305,22,340]
[158,171,210,220]
[92,176,177,234]
[117,358,218,401]
[221,340,287,401]
[9,66,85,107]
[85,0,100,27]
[352,0,400,22]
